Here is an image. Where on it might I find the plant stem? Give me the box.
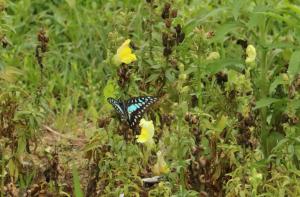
[148,2,154,61]
[258,18,270,156]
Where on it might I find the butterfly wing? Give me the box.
[125,96,158,128]
[107,97,127,121]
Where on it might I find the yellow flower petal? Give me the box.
[113,39,137,65]
[136,127,151,143]
[119,51,137,64]
[245,44,256,63]
[136,119,154,144]
[153,151,170,175]
[117,39,131,54]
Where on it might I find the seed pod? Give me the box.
[185,112,191,122]
[98,117,111,128]
[163,47,172,56]
[168,36,176,47]
[191,115,199,124]
[1,37,8,48]
[215,71,228,85]
[175,24,181,34]
[236,39,248,49]
[191,95,198,108]
[162,32,169,47]
[171,9,177,18]
[164,2,171,10]
[192,127,200,135]
[177,32,185,43]
[169,59,178,69]
[161,3,171,19]
[206,31,215,39]
[165,18,172,28]
[198,156,207,167]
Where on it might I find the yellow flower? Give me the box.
[206,51,220,60]
[152,151,170,175]
[245,44,256,63]
[136,118,154,145]
[113,39,137,65]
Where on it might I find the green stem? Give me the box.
[258,18,270,156]
[148,2,154,61]
[197,61,203,110]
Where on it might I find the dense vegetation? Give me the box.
[1,0,300,196]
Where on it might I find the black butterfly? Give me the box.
[107,96,158,129]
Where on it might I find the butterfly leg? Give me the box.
[132,127,139,138]
[124,131,127,141]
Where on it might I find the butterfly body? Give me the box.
[107,96,158,129]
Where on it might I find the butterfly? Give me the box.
[107,96,158,129]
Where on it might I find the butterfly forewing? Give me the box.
[126,96,158,128]
[108,96,158,129]
[107,97,127,120]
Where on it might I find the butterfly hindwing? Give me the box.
[107,97,127,121]
[126,96,158,128]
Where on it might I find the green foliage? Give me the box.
[72,166,84,197]
[0,0,300,196]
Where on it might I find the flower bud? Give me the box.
[179,73,187,81]
[245,44,256,64]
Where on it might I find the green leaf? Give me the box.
[216,115,228,134]
[266,132,285,155]
[0,66,23,82]
[212,23,240,43]
[184,8,226,34]
[72,166,84,197]
[205,58,243,74]
[7,159,18,180]
[288,50,300,77]
[254,98,280,109]
[17,135,26,155]
[269,75,288,94]
[65,0,76,8]
[145,73,160,83]
[103,79,118,99]
[201,137,211,156]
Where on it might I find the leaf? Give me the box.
[216,115,228,133]
[212,23,240,43]
[103,79,118,99]
[231,0,244,20]
[295,145,300,161]
[288,99,300,111]
[266,132,285,156]
[165,69,176,82]
[201,137,211,156]
[254,98,281,109]
[72,166,84,197]
[248,13,265,29]
[145,73,160,83]
[184,8,226,34]
[211,164,222,181]
[205,58,243,74]
[288,50,300,77]
[17,135,26,155]
[257,11,297,27]
[7,159,18,180]
[269,75,287,94]
[0,66,23,82]
[65,0,76,8]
